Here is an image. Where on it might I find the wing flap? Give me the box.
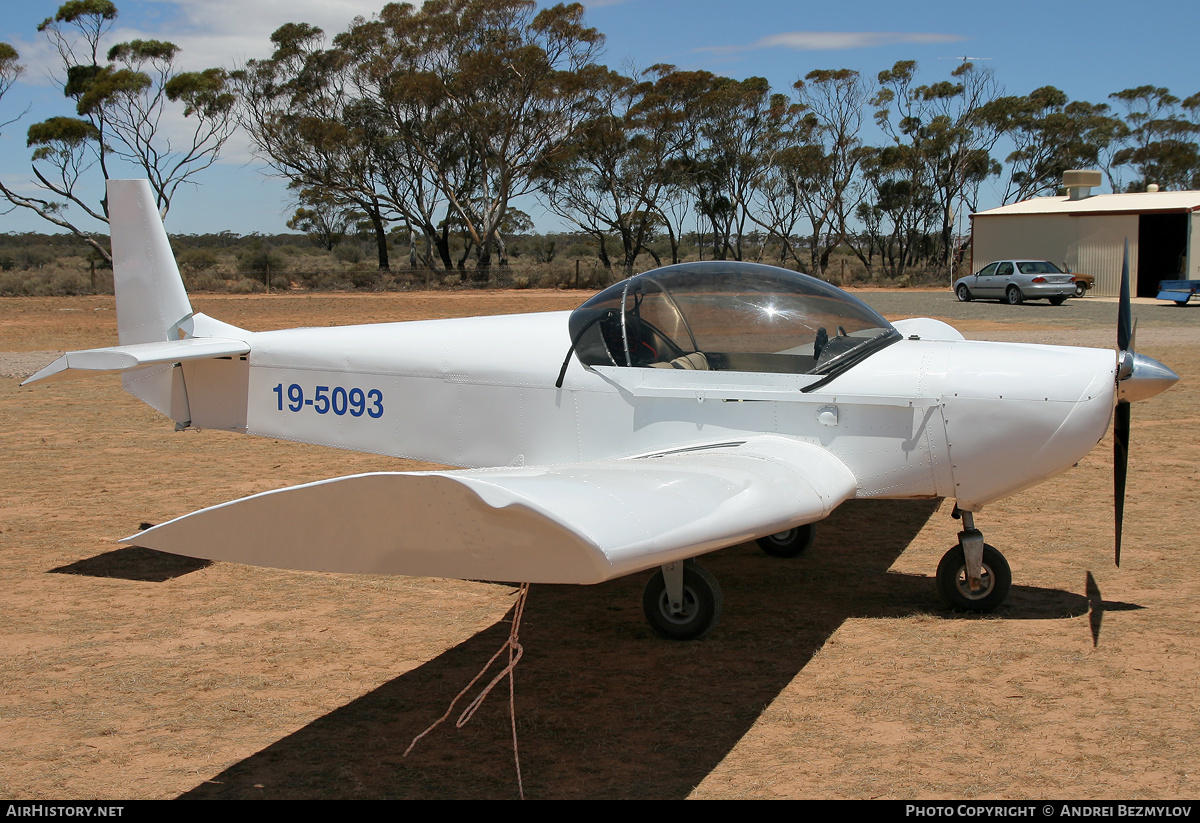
[125,436,857,584]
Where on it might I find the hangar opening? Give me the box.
[1137,213,1188,297]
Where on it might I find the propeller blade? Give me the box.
[1113,400,1130,567]
[1114,237,1132,567]
[1118,239,1133,352]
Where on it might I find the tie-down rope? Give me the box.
[404,582,531,798]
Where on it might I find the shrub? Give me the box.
[183,272,227,292]
[178,247,221,271]
[229,277,265,294]
[236,245,288,275]
[50,271,90,295]
[334,243,365,264]
[349,269,381,289]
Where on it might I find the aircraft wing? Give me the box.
[125,435,857,585]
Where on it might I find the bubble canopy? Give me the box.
[568,262,900,378]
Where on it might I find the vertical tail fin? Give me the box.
[108,179,194,345]
[108,180,195,419]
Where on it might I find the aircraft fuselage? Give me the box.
[177,310,1117,513]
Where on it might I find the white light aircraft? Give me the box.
[24,180,1179,639]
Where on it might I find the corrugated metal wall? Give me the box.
[971,214,1074,271]
[972,213,1140,296]
[1073,215,1137,296]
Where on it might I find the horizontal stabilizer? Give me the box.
[124,436,857,584]
[22,338,250,386]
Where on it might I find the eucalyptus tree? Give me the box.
[1109,85,1200,191]
[741,120,811,269]
[638,66,723,265]
[237,22,395,269]
[0,42,22,133]
[335,7,484,272]
[0,1,237,261]
[541,65,709,275]
[687,75,788,261]
[873,60,1003,274]
[756,68,872,277]
[286,185,364,250]
[998,86,1123,202]
[856,142,940,279]
[352,0,606,275]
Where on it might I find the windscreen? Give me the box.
[568,262,898,376]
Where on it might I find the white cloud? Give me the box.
[7,0,385,84]
[699,30,967,55]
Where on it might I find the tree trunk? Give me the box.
[368,209,390,271]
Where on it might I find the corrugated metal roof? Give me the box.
[974,190,1200,217]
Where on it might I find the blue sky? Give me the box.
[1,0,1197,236]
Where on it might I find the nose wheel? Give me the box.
[937,543,1011,611]
[937,509,1012,611]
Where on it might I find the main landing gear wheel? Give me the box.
[956,284,972,302]
[1005,286,1024,305]
[936,543,1012,612]
[642,561,723,640]
[756,523,815,558]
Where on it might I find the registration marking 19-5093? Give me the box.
[271,383,384,418]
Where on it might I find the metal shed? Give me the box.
[971,186,1200,297]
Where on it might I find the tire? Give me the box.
[756,523,815,558]
[936,544,1012,612]
[1074,282,1087,298]
[1005,286,1024,305]
[642,562,723,640]
[956,284,972,302]
[1049,296,1067,306]
[1176,300,1189,307]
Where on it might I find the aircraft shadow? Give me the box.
[179,499,1120,799]
[49,545,211,582]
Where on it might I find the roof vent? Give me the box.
[1147,183,1160,192]
[1063,169,1103,200]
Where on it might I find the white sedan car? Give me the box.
[954,260,1077,305]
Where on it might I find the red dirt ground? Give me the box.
[1,291,1196,799]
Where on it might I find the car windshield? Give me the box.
[568,262,899,376]
[1016,261,1063,274]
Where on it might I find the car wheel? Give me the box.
[956,284,972,302]
[1005,286,1023,305]
[1073,282,1087,298]
[1049,296,1067,306]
